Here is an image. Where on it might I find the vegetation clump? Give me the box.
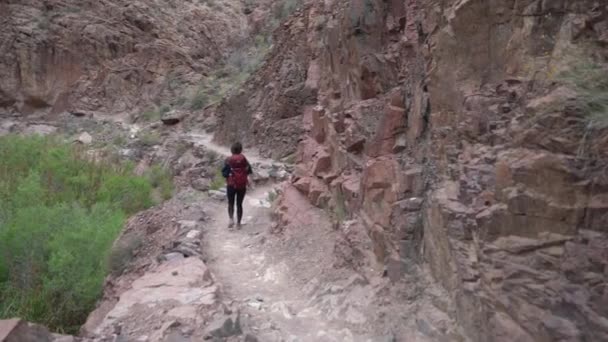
[559,62,608,130]
[0,135,170,333]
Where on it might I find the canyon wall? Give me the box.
[216,0,608,341]
[0,0,249,117]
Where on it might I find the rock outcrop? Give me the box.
[217,0,608,341]
[213,4,316,159]
[0,0,248,117]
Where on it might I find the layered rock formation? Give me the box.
[216,0,608,341]
[0,0,248,117]
[213,4,317,159]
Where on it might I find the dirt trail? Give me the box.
[203,185,366,342]
[184,132,269,165]
[189,132,363,341]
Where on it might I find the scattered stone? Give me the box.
[208,190,226,201]
[69,109,90,117]
[172,271,178,276]
[163,252,185,262]
[163,331,190,342]
[244,334,259,342]
[161,110,185,125]
[270,302,294,319]
[75,132,93,145]
[0,319,54,342]
[178,220,197,230]
[192,178,211,191]
[392,134,407,153]
[23,124,57,136]
[186,230,201,239]
[253,169,270,182]
[171,245,200,258]
[247,301,262,310]
[204,314,242,338]
[53,336,75,342]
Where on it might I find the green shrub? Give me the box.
[139,131,161,147]
[0,135,160,333]
[209,169,225,191]
[559,62,608,129]
[190,92,209,110]
[174,97,187,107]
[275,0,299,21]
[107,234,143,275]
[267,190,278,203]
[160,105,171,114]
[140,108,161,122]
[97,175,153,214]
[145,165,174,201]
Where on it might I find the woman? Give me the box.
[222,142,253,229]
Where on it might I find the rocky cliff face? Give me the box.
[217,0,608,341]
[0,0,249,118]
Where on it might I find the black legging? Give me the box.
[227,186,246,224]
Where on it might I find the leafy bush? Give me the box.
[107,234,143,275]
[559,62,608,129]
[145,165,174,201]
[140,107,161,122]
[174,97,187,107]
[139,131,161,147]
[209,169,225,191]
[159,105,171,114]
[0,135,160,333]
[190,92,209,110]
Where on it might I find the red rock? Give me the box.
[311,105,326,143]
[312,150,332,176]
[367,91,406,157]
[293,177,312,195]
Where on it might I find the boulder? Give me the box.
[204,314,241,338]
[0,319,54,342]
[75,132,93,145]
[161,110,185,125]
[192,178,211,192]
[208,190,226,201]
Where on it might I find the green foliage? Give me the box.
[282,153,296,165]
[190,92,209,110]
[209,169,225,191]
[559,62,608,130]
[97,175,153,214]
[174,96,187,108]
[145,165,174,201]
[267,190,278,203]
[192,35,271,107]
[140,107,161,122]
[106,234,143,275]
[274,0,299,22]
[37,16,50,30]
[111,134,128,147]
[139,131,161,147]
[0,135,161,333]
[160,105,171,115]
[332,189,348,225]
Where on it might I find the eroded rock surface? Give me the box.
[0,0,248,117]
[217,0,608,341]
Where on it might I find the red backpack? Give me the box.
[228,154,248,190]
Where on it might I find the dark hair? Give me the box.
[230,142,243,155]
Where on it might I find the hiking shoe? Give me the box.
[236,222,242,230]
[228,219,234,228]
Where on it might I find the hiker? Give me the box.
[222,142,253,229]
